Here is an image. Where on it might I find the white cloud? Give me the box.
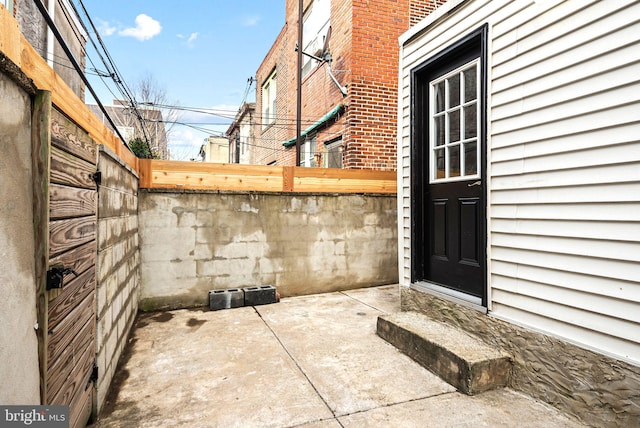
[119,14,162,41]
[97,19,116,36]
[242,16,261,27]
[177,32,198,47]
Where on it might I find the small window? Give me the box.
[324,138,342,168]
[1,0,14,14]
[429,60,480,182]
[301,136,317,167]
[262,70,277,129]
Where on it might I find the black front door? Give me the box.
[412,27,487,305]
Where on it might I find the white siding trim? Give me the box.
[400,0,640,365]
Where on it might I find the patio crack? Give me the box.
[253,307,344,428]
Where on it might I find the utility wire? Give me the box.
[32,0,130,148]
[72,0,154,152]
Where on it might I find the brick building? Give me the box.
[3,0,87,99]
[254,0,445,170]
[227,102,256,164]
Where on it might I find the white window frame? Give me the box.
[302,0,331,77]
[429,59,481,183]
[1,0,14,14]
[262,70,277,129]
[300,136,317,167]
[323,137,342,168]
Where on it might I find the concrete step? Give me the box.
[377,311,512,395]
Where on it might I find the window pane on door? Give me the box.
[464,105,477,139]
[434,115,445,146]
[449,109,460,142]
[449,145,460,177]
[434,81,445,113]
[464,142,477,176]
[464,67,477,103]
[430,59,480,182]
[447,74,460,108]
[435,148,445,179]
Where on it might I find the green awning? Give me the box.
[282,103,344,147]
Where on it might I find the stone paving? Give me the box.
[91,285,585,427]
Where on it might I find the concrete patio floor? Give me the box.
[91,285,585,427]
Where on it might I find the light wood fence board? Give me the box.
[50,146,96,189]
[51,108,97,164]
[48,267,95,330]
[50,184,97,220]
[46,296,93,365]
[46,322,93,407]
[49,216,96,258]
[140,160,397,194]
[0,5,135,171]
[48,241,96,282]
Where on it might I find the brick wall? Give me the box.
[410,0,448,27]
[255,0,443,170]
[346,0,414,171]
[95,146,140,412]
[255,25,293,166]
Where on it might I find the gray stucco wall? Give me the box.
[95,146,140,412]
[401,288,640,427]
[139,190,398,310]
[0,72,41,404]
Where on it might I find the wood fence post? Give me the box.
[32,90,51,405]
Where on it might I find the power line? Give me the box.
[32,0,130,148]
[73,0,155,152]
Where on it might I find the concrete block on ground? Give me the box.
[209,288,244,311]
[377,312,511,395]
[243,285,277,306]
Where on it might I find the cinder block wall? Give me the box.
[138,190,398,310]
[95,146,140,412]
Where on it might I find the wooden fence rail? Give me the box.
[0,4,138,172]
[139,159,397,194]
[1,5,396,195]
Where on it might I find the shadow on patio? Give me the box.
[90,285,583,428]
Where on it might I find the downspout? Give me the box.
[46,0,55,68]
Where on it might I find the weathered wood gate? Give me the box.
[34,92,98,428]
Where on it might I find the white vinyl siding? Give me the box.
[399,0,640,364]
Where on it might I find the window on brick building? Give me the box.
[324,137,342,168]
[262,70,277,128]
[302,0,330,77]
[301,136,317,167]
[1,0,14,14]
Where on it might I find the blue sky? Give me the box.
[81,1,286,158]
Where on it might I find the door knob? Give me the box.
[468,181,481,187]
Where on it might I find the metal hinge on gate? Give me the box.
[86,361,98,390]
[46,264,79,290]
[89,362,98,384]
[92,170,102,186]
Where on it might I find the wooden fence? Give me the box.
[139,160,397,193]
[0,4,138,172]
[1,4,396,195]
